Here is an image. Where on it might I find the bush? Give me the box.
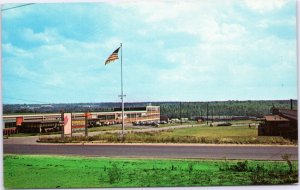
[229,161,248,172]
[219,160,298,185]
[250,164,269,185]
[107,163,121,184]
[188,163,194,174]
[282,154,293,173]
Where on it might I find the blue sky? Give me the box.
[1,0,297,104]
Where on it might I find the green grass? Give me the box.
[39,125,295,144]
[158,122,196,127]
[229,120,259,124]
[4,154,298,188]
[158,125,257,137]
[88,125,135,132]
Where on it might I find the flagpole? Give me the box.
[120,43,125,136]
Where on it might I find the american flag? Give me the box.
[105,47,120,65]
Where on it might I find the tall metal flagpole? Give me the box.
[120,43,125,135]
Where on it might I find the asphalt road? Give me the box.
[3,143,298,160]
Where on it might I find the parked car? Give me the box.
[159,121,167,124]
[217,122,232,126]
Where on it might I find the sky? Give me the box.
[1,0,298,104]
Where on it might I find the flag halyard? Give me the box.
[105,47,120,65]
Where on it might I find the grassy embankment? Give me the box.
[4,154,298,188]
[39,125,295,144]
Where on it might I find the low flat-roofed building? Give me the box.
[258,108,298,139]
[3,106,160,133]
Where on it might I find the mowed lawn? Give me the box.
[142,125,292,144]
[4,154,298,188]
[159,125,258,138]
[38,124,294,144]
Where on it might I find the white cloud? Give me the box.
[15,65,38,79]
[44,72,64,87]
[2,25,125,100]
[115,0,199,22]
[2,43,33,58]
[113,1,248,44]
[198,19,247,42]
[155,29,296,94]
[22,28,61,43]
[244,0,288,13]
[256,17,296,29]
[2,1,297,102]
[102,37,123,50]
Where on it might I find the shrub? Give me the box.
[107,163,121,184]
[250,165,269,185]
[282,154,293,173]
[218,159,229,171]
[188,163,194,174]
[229,161,248,172]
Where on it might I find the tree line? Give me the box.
[3,100,297,119]
[156,100,297,118]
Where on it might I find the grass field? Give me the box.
[229,120,259,124]
[159,125,257,137]
[4,154,298,188]
[39,125,295,144]
[88,125,135,132]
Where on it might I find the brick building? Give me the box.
[3,106,160,133]
[258,108,298,139]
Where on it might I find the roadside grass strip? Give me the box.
[4,154,298,188]
[39,125,295,145]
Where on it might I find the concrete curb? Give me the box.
[32,142,298,147]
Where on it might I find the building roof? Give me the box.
[264,115,289,122]
[278,109,298,121]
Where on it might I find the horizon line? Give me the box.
[2,98,297,105]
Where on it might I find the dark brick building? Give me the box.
[258,108,298,139]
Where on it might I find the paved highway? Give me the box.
[3,143,298,160]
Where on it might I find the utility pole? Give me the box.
[60,110,64,141]
[180,101,182,125]
[206,103,209,125]
[85,111,88,137]
[212,106,214,123]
